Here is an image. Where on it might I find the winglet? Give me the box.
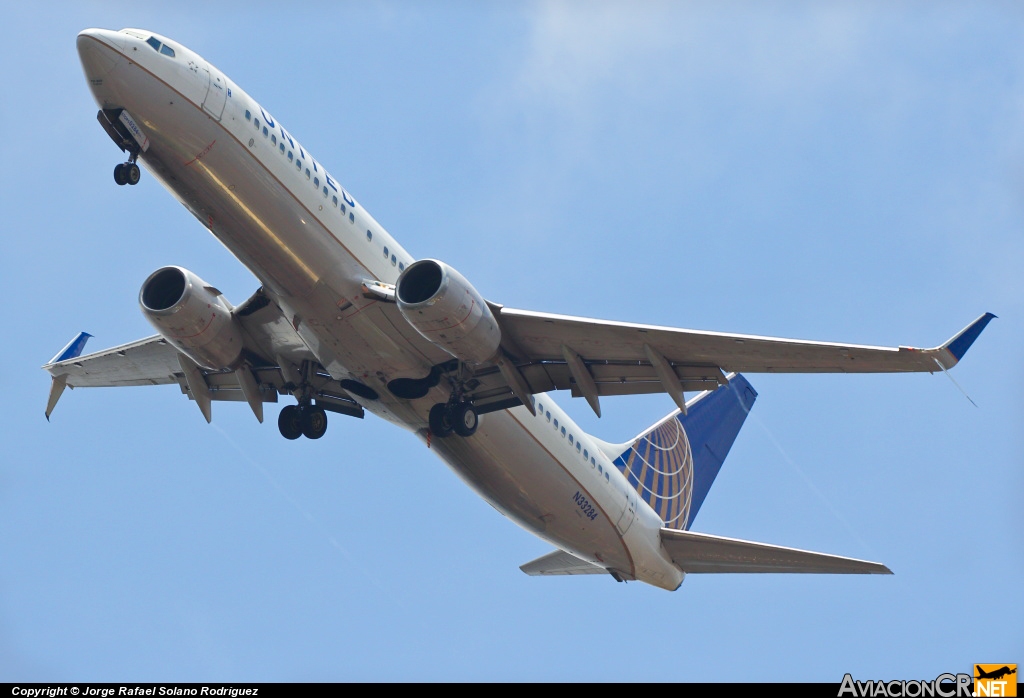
[47,332,93,366]
[45,374,69,421]
[942,312,996,364]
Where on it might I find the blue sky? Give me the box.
[1,1,1020,681]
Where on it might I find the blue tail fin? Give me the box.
[612,375,757,530]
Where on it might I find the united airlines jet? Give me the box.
[45,28,994,591]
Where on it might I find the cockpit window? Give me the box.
[146,36,175,58]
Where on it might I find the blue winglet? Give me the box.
[943,313,996,362]
[48,332,93,365]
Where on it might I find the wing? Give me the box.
[660,528,892,575]
[459,308,995,416]
[43,287,363,422]
[43,333,181,388]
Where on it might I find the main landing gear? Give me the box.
[113,155,141,186]
[278,403,328,440]
[429,400,478,438]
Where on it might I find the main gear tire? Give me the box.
[429,403,455,438]
[301,406,328,440]
[278,405,303,440]
[452,402,478,437]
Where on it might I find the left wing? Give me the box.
[458,309,995,416]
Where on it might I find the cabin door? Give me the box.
[202,63,227,120]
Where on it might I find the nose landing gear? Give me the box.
[113,157,141,186]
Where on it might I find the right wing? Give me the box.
[661,528,892,575]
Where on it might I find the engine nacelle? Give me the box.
[139,266,245,370]
[396,259,501,364]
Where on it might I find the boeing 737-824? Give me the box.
[45,28,994,591]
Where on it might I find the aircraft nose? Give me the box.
[77,28,126,80]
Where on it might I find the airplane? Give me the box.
[976,667,1017,681]
[44,27,994,591]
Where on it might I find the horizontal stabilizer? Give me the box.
[520,549,607,576]
[661,528,891,575]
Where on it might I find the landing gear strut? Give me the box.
[425,361,480,439]
[113,153,141,186]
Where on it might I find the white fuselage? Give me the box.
[77,28,684,590]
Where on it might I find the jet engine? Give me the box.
[139,266,245,370]
[396,259,501,364]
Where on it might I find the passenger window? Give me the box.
[262,127,268,137]
[399,263,405,271]
[605,472,610,482]
[383,247,389,258]
[244,110,251,121]
[323,187,329,197]
[538,403,543,413]
[314,177,320,187]
[160,45,175,58]
[598,464,603,474]
[146,37,161,52]
[366,230,372,241]
[577,442,582,453]
[271,134,277,145]
[254,118,260,129]
[288,151,293,161]
[349,212,354,222]
[391,255,397,266]
[546,411,551,422]
[583,449,588,459]
[279,143,285,154]
[340,204,346,214]
[591,457,596,466]
[305,169,311,179]
[561,427,566,437]
[296,160,301,171]
[569,435,574,445]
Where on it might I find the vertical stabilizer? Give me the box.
[612,375,757,530]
